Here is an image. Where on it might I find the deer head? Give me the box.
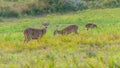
[42,22,50,29]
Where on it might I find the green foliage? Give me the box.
[0,0,120,17]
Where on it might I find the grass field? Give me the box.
[0,8,120,68]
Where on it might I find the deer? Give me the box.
[54,24,78,35]
[85,23,97,30]
[24,22,49,42]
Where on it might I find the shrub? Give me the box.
[102,0,120,8]
[0,0,120,17]
[63,0,87,10]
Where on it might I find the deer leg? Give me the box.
[24,39,26,43]
[25,35,31,43]
[75,30,78,34]
[24,38,29,43]
[24,35,28,43]
[87,28,89,31]
[37,38,41,42]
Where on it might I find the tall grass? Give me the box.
[0,8,120,68]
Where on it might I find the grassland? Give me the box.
[0,8,120,68]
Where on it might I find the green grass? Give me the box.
[0,8,120,68]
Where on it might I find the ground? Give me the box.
[0,8,120,68]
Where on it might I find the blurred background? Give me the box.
[0,0,120,18]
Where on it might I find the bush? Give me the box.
[0,3,30,17]
[102,0,120,8]
[63,0,87,10]
[0,0,120,17]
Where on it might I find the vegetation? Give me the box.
[0,8,120,68]
[0,0,120,17]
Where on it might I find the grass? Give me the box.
[0,8,120,68]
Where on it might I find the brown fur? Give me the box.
[54,25,78,35]
[24,23,49,42]
[85,23,97,30]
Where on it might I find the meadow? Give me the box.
[0,8,120,68]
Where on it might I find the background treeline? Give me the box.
[0,0,120,17]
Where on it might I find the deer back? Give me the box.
[86,23,97,28]
[24,28,45,39]
[24,22,49,42]
[61,25,78,34]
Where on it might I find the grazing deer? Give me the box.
[85,23,97,30]
[54,24,78,35]
[24,23,49,42]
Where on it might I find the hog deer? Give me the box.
[54,24,78,35]
[85,23,97,30]
[24,23,49,42]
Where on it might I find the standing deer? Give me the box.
[85,23,97,30]
[24,22,49,42]
[54,24,78,35]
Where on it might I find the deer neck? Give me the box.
[42,28,47,34]
[58,30,63,34]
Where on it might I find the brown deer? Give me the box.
[24,22,49,42]
[54,24,78,35]
[85,23,97,30]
